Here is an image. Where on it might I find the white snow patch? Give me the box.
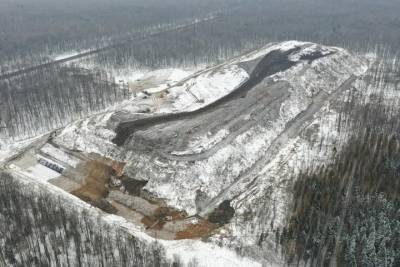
[171,129,230,155]
[19,164,60,182]
[288,43,336,61]
[238,40,310,63]
[53,112,121,159]
[162,240,261,267]
[277,40,310,52]
[116,68,193,87]
[0,135,45,164]
[160,64,249,113]
[41,144,79,167]
[53,49,90,61]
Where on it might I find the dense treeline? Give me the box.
[80,0,400,73]
[2,0,400,74]
[282,133,400,266]
[0,172,188,267]
[280,56,400,266]
[0,0,238,73]
[236,0,400,53]
[80,19,266,72]
[0,66,124,139]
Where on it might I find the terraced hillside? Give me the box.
[3,41,388,266]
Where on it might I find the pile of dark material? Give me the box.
[208,200,235,225]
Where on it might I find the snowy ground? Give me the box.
[17,163,61,182]
[117,41,369,215]
[113,67,196,91]
[41,143,80,168]
[52,49,91,61]
[160,64,249,113]
[0,134,50,164]
[1,41,377,266]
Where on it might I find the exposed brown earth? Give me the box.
[69,160,125,213]
[141,206,186,230]
[175,218,218,240]
[51,158,222,240]
[71,161,111,201]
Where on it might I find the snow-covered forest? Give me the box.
[0,66,123,139]
[0,0,239,73]
[280,55,400,266]
[1,0,400,141]
[0,172,187,266]
[1,0,400,266]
